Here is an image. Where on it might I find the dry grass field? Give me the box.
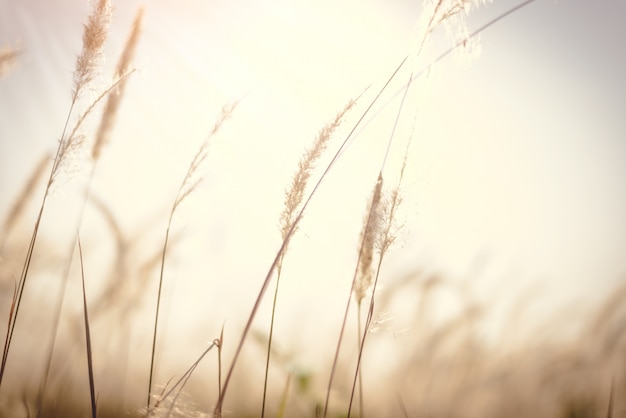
[0,0,624,417]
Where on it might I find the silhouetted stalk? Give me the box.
[78,237,97,418]
[148,103,237,413]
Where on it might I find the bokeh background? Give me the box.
[0,0,625,416]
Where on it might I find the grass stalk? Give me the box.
[323,173,383,418]
[216,325,224,403]
[36,68,135,416]
[78,236,97,418]
[275,371,293,418]
[149,341,218,417]
[355,308,365,417]
[347,72,414,418]
[147,102,237,412]
[262,97,359,418]
[606,378,613,418]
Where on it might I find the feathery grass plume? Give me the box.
[415,0,490,55]
[324,173,384,418]
[347,70,414,418]
[279,98,358,240]
[93,7,144,160]
[262,96,359,418]
[346,126,411,418]
[32,4,139,409]
[51,0,113,182]
[376,89,415,260]
[0,43,20,78]
[147,101,238,413]
[0,0,111,391]
[78,237,97,418]
[377,187,403,258]
[351,173,385,418]
[72,0,111,102]
[50,74,131,187]
[354,177,384,306]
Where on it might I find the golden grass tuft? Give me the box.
[93,7,144,161]
[354,174,384,305]
[279,97,358,240]
[72,0,112,102]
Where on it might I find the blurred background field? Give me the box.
[0,0,625,416]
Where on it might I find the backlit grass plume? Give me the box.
[324,173,384,418]
[0,0,112,390]
[279,97,359,240]
[93,7,144,161]
[263,96,359,417]
[72,0,111,102]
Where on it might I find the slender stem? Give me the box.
[261,257,285,418]
[78,237,97,418]
[147,210,174,412]
[0,93,77,390]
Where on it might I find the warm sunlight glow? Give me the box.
[0,0,625,417]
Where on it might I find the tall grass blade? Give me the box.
[78,236,97,418]
[606,378,614,418]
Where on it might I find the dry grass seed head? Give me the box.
[52,78,128,185]
[115,7,143,79]
[377,187,404,257]
[355,173,384,304]
[279,97,357,240]
[73,0,111,101]
[414,0,490,59]
[92,7,144,160]
[174,101,239,212]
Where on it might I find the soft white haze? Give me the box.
[0,0,625,413]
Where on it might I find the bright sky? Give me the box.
[1,0,625,386]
